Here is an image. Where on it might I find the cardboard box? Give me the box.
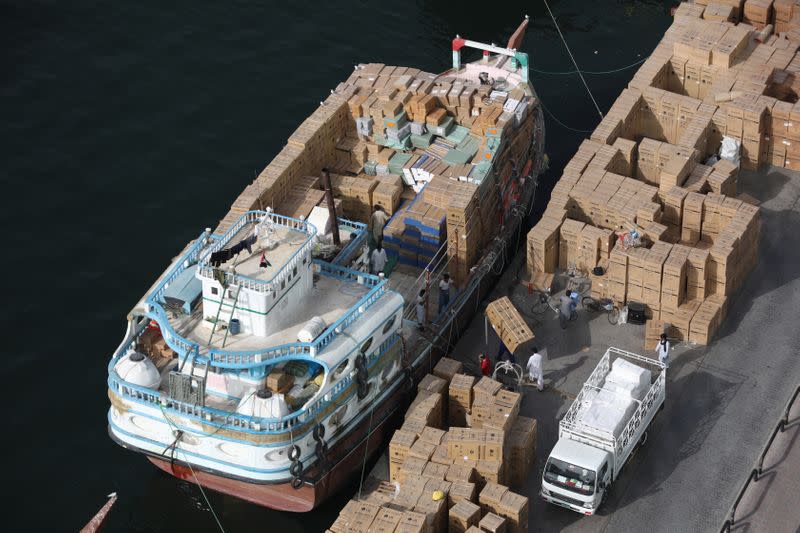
[497,491,529,533]
[478,482,508,516]
[266,369,294,393]
[449,481,478,507]
[433,357,463,382]
[473,377,502,404]
[479,513,507,533]
[418,373,448,396]
[448,500,481,533]
[396,510,426,533]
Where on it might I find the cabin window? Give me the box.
[333,359,348,379]
[227,289,235,299]
[293,266,298,276]
[211,287,218,296]
[281,279,286,290]
[382,315,396,334]
[361,337,373,354]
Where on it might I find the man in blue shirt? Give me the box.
[558,289,577,329]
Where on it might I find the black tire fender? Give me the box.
[316,440,328,457]
[288,445,301,462]
[290,460,304,478]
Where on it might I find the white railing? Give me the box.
[197,210,317,294]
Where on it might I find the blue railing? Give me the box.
[110,212,393,436]
[107,335,400,434]
[332,219,367,265]
[137,216,384,369]
[143,230,214,361]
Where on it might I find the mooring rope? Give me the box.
[532,56,648,76]
[159,406,225,533]
[542,0,604,119]
[357,403,376,500]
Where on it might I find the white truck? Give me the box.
[540,347,666,515]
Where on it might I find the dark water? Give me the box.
[2,1,671,531]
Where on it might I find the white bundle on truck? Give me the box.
[578,388,637,437]
[603,358,651,400]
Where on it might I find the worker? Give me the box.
[438,273,451,312]
[416,289,427,331]
[370,205,390,247]
[558,289,576,330]
[496,339,515,364]
[656,333,670,368]
[479,353,491,376]
[370,242,387,275]
[526,346,544,391]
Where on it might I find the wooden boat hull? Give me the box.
[146,379,410,512]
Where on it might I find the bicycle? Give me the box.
[581,295,620,325]
[530,288,559,317]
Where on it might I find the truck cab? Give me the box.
[540,437,612,515]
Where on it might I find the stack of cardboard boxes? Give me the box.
[504,416,538,489]
[342,359,534,533]
[526,5,774,347]
[215,60,538,292]
[137,328,177,370]
[557,218,585,270]
[448,374,475,427]
[484,297,535,355]
[526,216,561,273]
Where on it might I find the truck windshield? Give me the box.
[544,458,596,496]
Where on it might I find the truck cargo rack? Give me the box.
[560,347,666,476]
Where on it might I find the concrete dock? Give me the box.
[408,164,800,532]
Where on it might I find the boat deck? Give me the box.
[457,56,524,88]
[169,274,369,354]
[216,221,311,283]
